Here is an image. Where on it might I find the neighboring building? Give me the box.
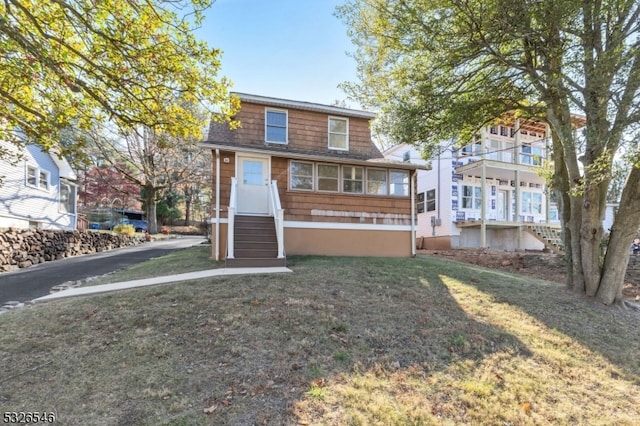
[201,93,419,266]
[0,141,78,230]
[385,115,585,251]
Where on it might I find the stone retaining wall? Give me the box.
[0,228,145,272]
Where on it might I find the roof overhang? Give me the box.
[234,93,377,120]
[199,142,421,171]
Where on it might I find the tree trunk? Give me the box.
[144,186,159,234]
[580,185,604,296]
[597,165,640,304]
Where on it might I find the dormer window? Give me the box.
[265,108,288,144]
[328,117,348,150]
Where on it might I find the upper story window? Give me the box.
[26,165,37,186]
[328,117,348,150]
[26,165,49,191]
[265,109,288,144]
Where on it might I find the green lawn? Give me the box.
[1,252,638,425]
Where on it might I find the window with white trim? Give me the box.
[38,170,49,190]
[342,166,363,193]
[389,170,409,196]
[26,165,37,187]
[265,109,288,143]
[59,181,76,214]
[317,164,339,192]
[26,165,49,190]
[366,169,387,195]
[328,117,348,150]
[290,161,313,190]
[462,185,482,209]
[521,192,542,214]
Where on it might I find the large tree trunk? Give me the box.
[597,166,640,304]
[144,185,159,234]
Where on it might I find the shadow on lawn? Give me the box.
[427,255,640,381]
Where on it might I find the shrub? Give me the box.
[113,224,135,236]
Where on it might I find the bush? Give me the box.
[113,224,135,236]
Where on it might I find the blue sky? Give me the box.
[197,0,359,107]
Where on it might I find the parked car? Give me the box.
[99,218,147,232]
[127,219,148,233]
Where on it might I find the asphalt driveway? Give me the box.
[0,236,206,305]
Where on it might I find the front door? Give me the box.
[497,190,508,221]
[237,156,270,214]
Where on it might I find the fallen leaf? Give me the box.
[203,404,217,414]
[521,402,532,414]
[222,399,232,407]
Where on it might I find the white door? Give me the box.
[497,190,508,221]
[237,156,270,214]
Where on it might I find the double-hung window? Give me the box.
[317,164,339,192]
[328,117,348,150]
[417,192,425,213]
[290,161,313,190]
[366,169,387,195]
[342,166,363,193]
[426,189,436,212]
[26,166,37,187]
[265,109,288,143]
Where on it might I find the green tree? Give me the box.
[338,0,640,305]
[0,0,238,157]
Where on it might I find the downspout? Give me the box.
[411,170,416,256]
[215,149,220,261]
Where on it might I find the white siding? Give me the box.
[0,141,76,230]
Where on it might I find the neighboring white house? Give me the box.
[385,115,587,251]
[0,141,78,230]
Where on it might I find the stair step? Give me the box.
[226,257,287,268]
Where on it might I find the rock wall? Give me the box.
[0,228,145,272]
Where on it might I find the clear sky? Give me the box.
[196,0,360,107]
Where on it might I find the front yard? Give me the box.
[1,253,639,425]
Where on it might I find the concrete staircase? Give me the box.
[226,215,286,268]
[525,224,564,254]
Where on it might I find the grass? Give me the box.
[83,245,221,286]
[1,252,639,425]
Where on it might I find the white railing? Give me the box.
[268,180,285,259]
[227,177,237,259]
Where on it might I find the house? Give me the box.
[385,115,586,252]
[0,141,78,230]
[200,93,420,267]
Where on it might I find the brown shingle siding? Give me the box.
[206,98,382,161]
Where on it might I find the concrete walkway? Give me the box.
[34,266,292,303]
